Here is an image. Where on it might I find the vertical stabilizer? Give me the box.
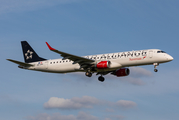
[21,41,46,63]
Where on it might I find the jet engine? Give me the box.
[111,68,130,77]
[96,61,110,69]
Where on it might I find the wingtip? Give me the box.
[6,59,11,61]
[46,42,56,51]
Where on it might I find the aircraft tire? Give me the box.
[154,69,158,72]
[98,76,105,82]
[85,72,92,77]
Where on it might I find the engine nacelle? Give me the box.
[112,68,130,77]
[96,61,110,69]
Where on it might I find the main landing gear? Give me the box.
[85,69,105,82]
[85,71,92,77]
[153,63,159,72]
[98,76,105,82]
[85,69,93,77]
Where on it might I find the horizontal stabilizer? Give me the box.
[7,59,34,67]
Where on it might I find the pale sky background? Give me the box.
[1,0,179,120]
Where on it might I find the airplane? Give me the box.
[7,41,173,82]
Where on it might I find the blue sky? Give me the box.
[1,0,179,120]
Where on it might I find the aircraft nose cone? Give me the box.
[167,55,174,61]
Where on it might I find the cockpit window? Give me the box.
[157,51,166,53]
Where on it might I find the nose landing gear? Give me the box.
[153,63,159,72]
[154,69,158,72]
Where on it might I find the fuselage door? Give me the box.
[44,60,48,69]
[149,50,153,58]
[35,60,48,70]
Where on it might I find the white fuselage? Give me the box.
[24,49,173,73]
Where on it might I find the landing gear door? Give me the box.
[149,50,153,58]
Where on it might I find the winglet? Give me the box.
[46,42,56,51]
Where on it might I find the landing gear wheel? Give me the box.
[153,63,159,73]
[154,69,158,72]
[85,72,92,77]
[98,76,105,82]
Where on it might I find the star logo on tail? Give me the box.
[25,50,33,60]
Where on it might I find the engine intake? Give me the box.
[111,68,130,77]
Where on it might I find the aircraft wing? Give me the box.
[46,42,95,67]
[7,59,34,67]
